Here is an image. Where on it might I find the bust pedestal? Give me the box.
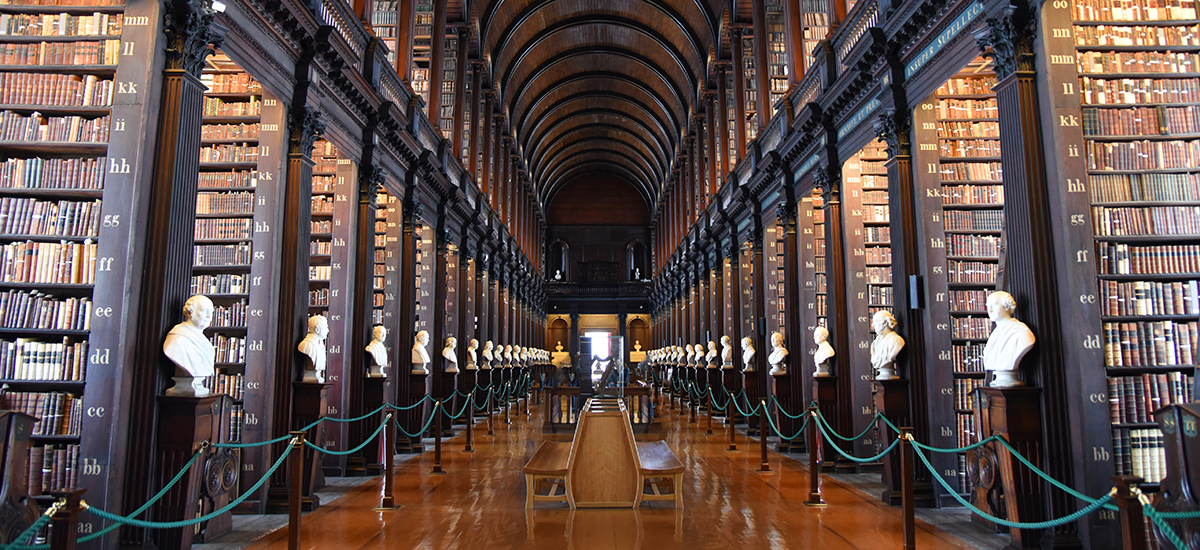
[437,368,459,437]
[872,380,936,506]
[742,369,761,436]
[269,382,331,512]
[359,374,387,475]
[722,367,745,425]
[398,372,431,453]
[153,395,219,550]
[973,387,1047,548]
[811,376,840,472]
[770,374,803,453]
[457,369,478,425]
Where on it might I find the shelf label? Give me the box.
[905,1,984,78]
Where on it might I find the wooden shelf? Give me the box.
[29,434,81,442]
[1091,200,1200,207]
[194,238,251,244]
[1075,44,1200,52]
[1073,18,1200,26]
[0,140,107,154]
[201,116,261,124]
[940,156,1004,162]
[1084,101,1200,109]
[1096,272,1200,281]
[202,92,262,99]
[952,371,988,378]
[192,265,251,273]
[199,162,257,169]
[0,233,96,242]
[941,203,1004,210]
[0,103,110,115]
[0,5,124,15]
[0,64,115,74]
[944,229,1002,235]
[194,212,253,219]
[0,34,122,43]
[1105,365,1198,374]
[197,186,257,192]
[935,93,996,99]
[946,281,998,288]
[0,379,84,390]
[937,117,999,122]
[939,180,1003,185]
[1093,234,1200,242]
[945,256,1000,261]
[938,136,1001,140]
[1100,314,1200,321]
[1078,71,1200,78]
[201,138,261,145]
[0,187,103,200]
[1085,133,1200,142]
[0,328,88,337]
[1089,167,1200,174]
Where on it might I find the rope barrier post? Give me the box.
[49,488,84,550]
[804,407,826,507]
[900,428,916,550]
[689,386,697,423]
[706,392,714,435]
[288,431,306,550]
[463,392,475,453]
[376,414,398,511]
[504,390,512,425]
[726,392,738,452]
[1113,475,1148,550]
[487,389,495,435]
[432,402,445,475]
[758,399,772,474]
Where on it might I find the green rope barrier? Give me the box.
[385,395,433,410]
[813,418,899,462]
[911,443,1115,529]
[1144,503,1193,550]
[813,409,880,442]
[213,432,296,448]
[304,416,390,456]
[729,394,760,417]
[1148,508,1200,519]
[993,436,1118,512]
[878,414,902,435]
[2,502,55,550]
[911,435,1001,454]
[764,406,810,441]
[770,396,807,419]
[84,439,295,530]
[392,402,440,439]
[471,391,491,410]
[323,404,389,423]
[441,398,471,421]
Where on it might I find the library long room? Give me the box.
[0,0,1195,548]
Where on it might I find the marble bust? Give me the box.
[466,339,479,370]
[870,310,905,380]
[706,341,718,368]
[693,344,705,367]
[481,340,494,370]
[741,337,756,372]
[554,269,562,281]
[721,336,734,368]
[163,294,216,396]
[768,332,788,376]
[813,326,834,377]
[983,291,1036,388]
[298,314,329,383]
[442,336,459,373]
[366,325,389,377]
[503,345,514,367]
[412,330,431,374]
[685,344,696,366]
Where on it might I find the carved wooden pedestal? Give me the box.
[812,376,840,472]
[359,376,386,475]
[976,387,1046,548]
[706,368,725,418]
[0,412,39,545]
[439,370,458,437]
[722,368,744,425]
[399,372,430,453]
[458,369,478,424]
[152,395,218,550]
[265,382,331,512]
[874,380,934,506]
[771,374,802,452]
[1152,403,1200,550]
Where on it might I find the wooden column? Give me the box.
[347,165,384,476]
[425,0,447,123]
[395,181,424,452]
[781,0,804,85]
[779,201,805,450]
[751,0,772,127]
[724,235,744,419]
[476,249,489,355]
[817,166,854,467]
[395,0,415,78]
[729,27,748,164]
[705,92,718,195]
[715,64,730,178]
[478,89,493,190]
[450,26,470,167]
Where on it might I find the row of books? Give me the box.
[1077,51,1200,75]
[813,273,827,293]
[0,288,89,330]
[939,139,1002,158]
[311,219,332,233]
[0,156,105,191]
[310,239,331,256]
[0,240,96,284]
[193,243,251,268]
[309,266,330,281]
[941,184,1004,205]
[1108,372,1194,424]
[954,377,984,410]
[200,72,262,95]
[1088,172,1200,203]
[1090,205,1200,236]
[373,234,387,247]
[203,371,244,400]
[0,197,100,237]
[1099,279,1199,316]
[0,0,123,5]
[0,390,81,435]
[939,161,1002,182]
[0,72,110,107]
[0,12,123,38]
[865,246,891,264]
[194,218,251,240]
[1080,77,1200,106]
[956,413,976,448]
[937,120,1000,138]
[1087,139,1200,170]
[228,403,244,442]
[946,234,1001,258]
[949,289,990,313]
[956,454,973,494]
[374,220,388,233]
[196,191,254,216]
[27,443,77,496]
[311,195,335,214]
[0,336,85,380]
[198,169,254,189]
[372,292,385,307]
[309,288,328,307]
[199,143,259,164]
[208,333,244,365]
[953,316,992,340]
[948,259,998,284]
[209,299,246,329]
[1073,24,1200,47]
[936,99,998,120]
[1084,105,1200,136]
[1097,242,1200,274]
[200,123,260,141]
[953,342,986,373]
[868,285,893,307]
[202,96,261,118]
[860,160,887,173]
[1113,428,1168,483]
[0,39,119,66]
[1072,0,1198,22]
[1103,319,1198,366]
[936,76,997,96]
[945,209,1004,231]
[861,205,888,223]
[0,110,109,143]
[866,266,892,284]
[860,190,888,204]
[864,226,891,243]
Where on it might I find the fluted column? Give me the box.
[729,26,748,163]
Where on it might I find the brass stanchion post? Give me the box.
[726,392,738,452]
[288,431,306,550]
[487,389,495,435]
[376,413,398,511]
[706,392,714,435]
[804,407,826,507]
[757,399,771,474]
[900,428,915,550]
[463,393,475,453]
[432,402,445,475]
[48,488,85,550]
[1114,475,1148,550]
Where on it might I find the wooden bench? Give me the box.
[523,440,571,508]
[636,440,684,508]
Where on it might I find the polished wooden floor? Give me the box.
[241,400,991,550]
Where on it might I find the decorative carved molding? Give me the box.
[975,4,1037,80]
[163,0,226,76]
[813,164,840,204]
[359,165,385,203]
[288,106,326,157]
[873,109,911,159]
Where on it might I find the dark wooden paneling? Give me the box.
[546,175,650,226]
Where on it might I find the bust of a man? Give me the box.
[983,291,1036,387]
[741,337,756,372]
[366,325,388,377]
[768,332,788,376]
[554,269,562,281]
[163,294,216,396]
[412,330,431,374]
[721,336,734,368]
[481,340,494,370]
[685,344,696,366]
[870,310,905,380]
[466,339,479,370]
[813,326,834,377]
[693,344,705,367]
[503,345,514,367]
[706,341,718,368]
[298,314,329,383]
[442,336,459,373]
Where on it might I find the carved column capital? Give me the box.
[288,106,326,157]
[975,4,1037,80]
[873,109,911,159]
[813,164,840,204]
[359,165,385,204]
[163,0,226,76]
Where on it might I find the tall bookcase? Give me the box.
[800,0,830,72]
[799,187,828,371]
[765,0,789,109]
[439,32,458,140]
[741,34,758,141]
[369,1,399,65]
[373,191,390,327]
[409,0,433,105]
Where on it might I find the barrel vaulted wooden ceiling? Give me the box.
[469,0,737,215]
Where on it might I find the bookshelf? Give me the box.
[373,192,390,326]
[369,0,398,65]
[765,0,789,108]
[409,0,433,105]
[765,218,785,335]
[309,139,336,320]
[742,34,758,141]
[440,32,458,140]
[800,0,830,72]
[725,69,737,168]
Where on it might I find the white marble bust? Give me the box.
[298,314,329,383]
[412,330,431,374]
[520,346,530,365]
[706,341,718,368]
[870,310,904,380]
[164,294,216,396]
[554,269,562,281]
[481,340,494,370]
[768,332,788,376]
[685,344,696,366]
[813,326,834,377]
[741,337,756,372]
[503,345,514,367]
[984,291,1036,388]
[721,336,734,368]
[692,344,704,366]
[442,336,459,373]
[466,339,479,370]
[366,325,389,377]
